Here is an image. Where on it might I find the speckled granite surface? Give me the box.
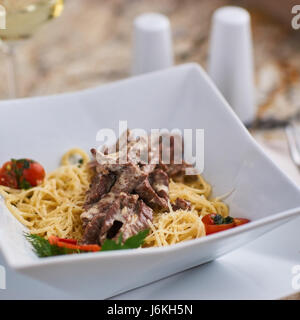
[0,0,299,299]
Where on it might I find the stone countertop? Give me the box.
[0,0,299,126]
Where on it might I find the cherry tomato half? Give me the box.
[0,159,45,189]
[0,165,18,188]
[21,161,45,187]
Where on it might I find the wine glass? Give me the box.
[0,0,64,98]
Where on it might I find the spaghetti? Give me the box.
[144,177,229,247]
[0,149,91,240]
[0,149,229,247]
[144,206,206,247]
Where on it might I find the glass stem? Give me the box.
[5,42,18,99]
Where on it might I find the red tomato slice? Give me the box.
[77,244,101,252]
[56,240,101,252]
[49,236,101,252]
[202,213,235,235]
[48,236,77,246]
[48,236,59,245]
[234,218,250,226]
[204,221,235,235]
[56,241,81,250]
[202,214,216,225]
[56,238,78,245]
[202,214,250,235]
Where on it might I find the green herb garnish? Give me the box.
[19,179,32,190]
[25,229,149,258]
[10,159,33,189]
[77,158,84,168]
[101,229,149,251]
[212,214,234,225]
[17,159,31,169]
[25,233,78,257]
[223,216,234,224]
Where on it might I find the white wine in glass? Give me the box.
[0,0,64,97]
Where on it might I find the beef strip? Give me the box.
[81,192,116,228]
[154,133,194,178]
[162,162,194,178]
[136,168,170,210]
[84,172,116,208]
[98,193,153,244]
[81,199,120,244]
[97,193,136,243]
[114,199,153,242]
[171,198,191,211]
[110,162,147,194]
[80,131,196,245]
[139,163,156,174]
[81,161,150,244]
[150,169,169,201]
[135,178,168,211]
[82,162,147,222]
[82,193,153,245]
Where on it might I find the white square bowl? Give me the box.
[0,63,300,299]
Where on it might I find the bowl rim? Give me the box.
[1,63,300,270]
[1,205,297,270]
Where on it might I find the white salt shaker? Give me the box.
[208,6,256,125]
[132,13,173,75]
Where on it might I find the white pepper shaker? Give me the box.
[208,6,256,125]
[132,13,173,75]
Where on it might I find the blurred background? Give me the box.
[0,0,300,184]
[0,0,299,117]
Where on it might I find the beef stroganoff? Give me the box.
[0,131,249,257]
